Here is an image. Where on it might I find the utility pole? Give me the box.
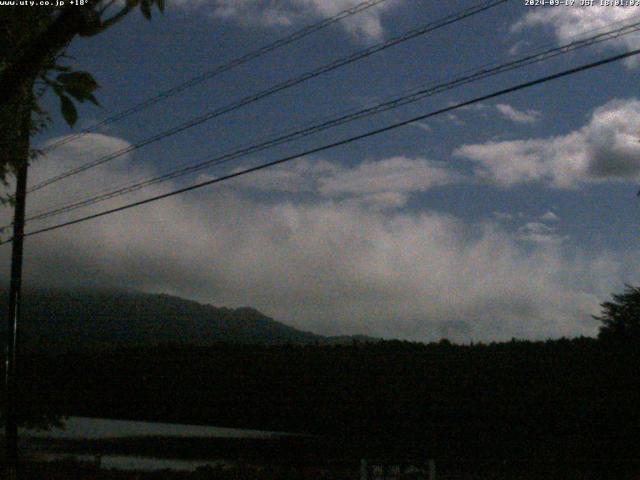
[3,84,31,478]
[4,160,27,480]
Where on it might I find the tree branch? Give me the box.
[94,2,137,34]
[0,0,104,111]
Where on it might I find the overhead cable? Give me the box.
[3,47,638,245]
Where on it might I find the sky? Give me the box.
[3,0,640,343]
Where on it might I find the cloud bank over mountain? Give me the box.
[4,131,638,343]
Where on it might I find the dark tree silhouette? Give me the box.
[594,284,640,343]
[0,0,165,190]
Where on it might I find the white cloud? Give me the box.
[508,39,530,56]
[35,134,133,183]
[231,158,338,194]
[446,113,464,126]
[2,134,638,343]
[454,98,640,187]
[492,211,514,222]
[23,134,149,220]
[318,156,459,202]
[409,121,432,133]
[182,0,401,41]
[540,211,559,222]
[496,103,541,124]
[512,6,640,67]
[442,103,489,122]
[516,221,566,245]
[232,156,461,208]
[452,102,487,112]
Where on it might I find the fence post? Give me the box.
[428,459,436,480]
[360,459,368,480]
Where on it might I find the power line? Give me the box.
[28,0,509,193]
[21,19,640,224]
[4,47,638,246]
[40,0,391,154]
[436,13,640,82]
[29,14,640,221]
[32,0,507,191]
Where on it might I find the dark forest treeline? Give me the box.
[13,336,640,464]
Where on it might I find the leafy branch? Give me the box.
[0,0,165,177]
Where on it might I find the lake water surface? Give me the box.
[27,416,286,440]
[24,416,288,471]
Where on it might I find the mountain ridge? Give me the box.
[0,288,377,353]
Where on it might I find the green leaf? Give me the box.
[50,65,72,73]
[140,0,152,19]
[77,9,103,37]
[57,71,98,92]
[51,84,64,96]
[87,93,100,107]
[56,71,99,103]
[59,95,78,127]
